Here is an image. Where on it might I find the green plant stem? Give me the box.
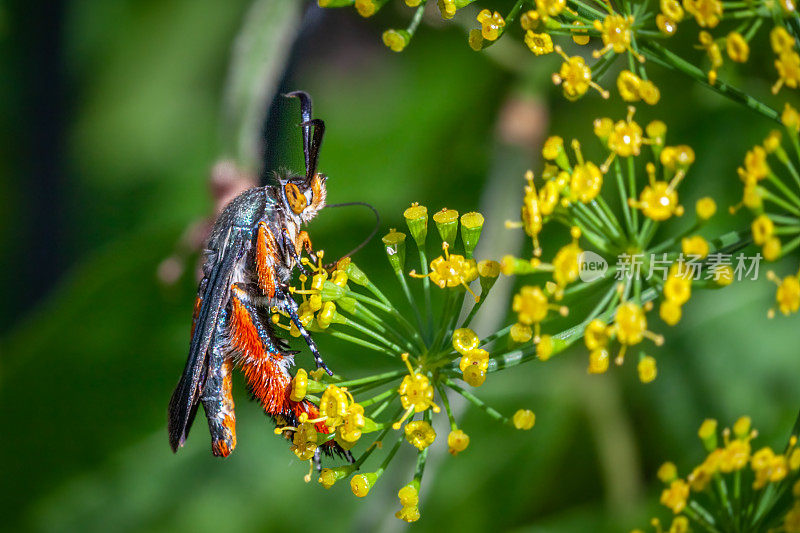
[443,378,510,424]
[419,248,434,341]
[641,42,779,123]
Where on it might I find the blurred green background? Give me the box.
[2,1,799,532]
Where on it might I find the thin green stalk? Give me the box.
[615,157,635,238]
[336,369,406,389]
[418,248,434,341]
[327,330,387,354]
[641,42,779,123]
[443,378,510,424]
[360,388,397,408]
[627,156,640,236]
[435,382,458,431]
[395,269,427,336]
[344,317,405,355]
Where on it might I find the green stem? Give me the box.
[641,42,779,123]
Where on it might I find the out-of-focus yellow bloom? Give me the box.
[660,479,690,513]
[513,409,536,429]
[448,429,470,455]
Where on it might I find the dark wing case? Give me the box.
[167,228,249,452]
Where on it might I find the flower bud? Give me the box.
[403,203,428,247]
[382,229,407,274]
[382,29,410,52]
[433,208,459,248]
[698,419,718,451]
[318,465,355,489]
[512,409,536,430]
[478,260,500,294]
[351,472,379,497]
[460,211,484,258]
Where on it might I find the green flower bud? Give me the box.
[403,203,428,247]
[338,258,369,286]
[321,280,347,301]
[338,296,357,314]
[477,259,500,294]
[460,211,484,258]
[382,229,407,274]
[433,208,459,248]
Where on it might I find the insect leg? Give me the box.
[281,229,313,276]
[230,284,284,355]
[279,289,333,375]
[200,316,237,457]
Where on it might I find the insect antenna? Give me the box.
[323,201,380,269]
[283,91,313,172]
[300,118,325,182]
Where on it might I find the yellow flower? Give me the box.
[337,403,366,443]
[660,300,682,325]
[524,31,553,55]
[399,373,436,413]
[698,31,723,83]
[510,322,532,343]
[608,119,644,158]
[726,32,749,62]
[437,0,456,19]
[768,270,800,316]
[553,229,582,288]
[405,420,436,450]
[513,285,549,324]
[682,235,709,258]
[614,302,648,345]
[570,161,604,202]
[669,516,690,533]
[783,103,800,132]
[661,0,684,21]
[537,334,554,360]
[398,484,419,507]
[774,52,800,94]
[638,355,658,383]
[660,479,690,513]
[585,319,610,349]
[664,264,692,305]
[351,472,377,497]
[617,70,641,102]
[588,348,610,373]
[448,429,470,455]
[415,243,479,300]
[453,328,480,355]
[513,409,536,429]
[752,214,774,246]
[658,462,678,482]
[786,503,800,533]
[631,180,683,221]
[552,46,609,101]
[289,421,318,461]
[459,348,490,373]
[382,29,409,52]
[592,13,638,59]
[355,0,379,17]
[740,146,770,182]
[696,197,717,219]
[639,80,661,105]
[290,368,308,402]
[395,505,420,522]
[319,385,349,428]
[476,9,505,41]
[520,10,540,31]
[771,26,796,55]
[719,439,750,472]
[535,0,566,18]
[657,14,678,35]
[683,0,723,27]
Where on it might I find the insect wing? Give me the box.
[167,229,249,452]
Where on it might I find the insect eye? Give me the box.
[285,183,308,214]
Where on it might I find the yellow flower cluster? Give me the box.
[642,416,800,531]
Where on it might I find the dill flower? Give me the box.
[405,420,436,450]
[552,46,609,101]
[512,409,536,430]
[683,0,723,28]
[642,414,800,530]
[476,10,505,41]
[447,429,470,455]
[726,31,749,63]
[525,31,553,56]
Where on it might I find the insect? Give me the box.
[168,91,343,461]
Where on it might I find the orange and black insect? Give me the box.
[167,91,345,461]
